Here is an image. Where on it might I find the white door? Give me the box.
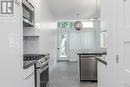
[116,0,130,87]
[57,31,69,61]
[101,0,119,86]
[101,0,130,87]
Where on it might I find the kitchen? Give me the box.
[0,0,130,87]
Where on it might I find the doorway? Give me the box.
[57,31,69,61]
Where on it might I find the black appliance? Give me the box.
[35,54,49,87]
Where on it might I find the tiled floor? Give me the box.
[49,62,97,87]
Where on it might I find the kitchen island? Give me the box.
[77,52,107,82]
[77,52,107,56]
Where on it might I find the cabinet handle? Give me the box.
[116,55,119,64]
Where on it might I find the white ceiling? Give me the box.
[45,0,100,20]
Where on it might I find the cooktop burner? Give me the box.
[24,54,46,61]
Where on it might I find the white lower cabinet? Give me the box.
[24,72,35,87]
[97,61,107,87]
[24,65,35,87]
[123,71,130,87]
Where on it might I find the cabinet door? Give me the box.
[24,65,35,87]
[24,72,35,87]
[97,61,107,87]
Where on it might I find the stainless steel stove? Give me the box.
[35,54,49,87]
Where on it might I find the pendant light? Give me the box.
[95,0,99,20]
[74,14,83,31]
[90,0,99,20]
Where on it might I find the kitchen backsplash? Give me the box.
[23,27,39,36]
[23,37,40,54]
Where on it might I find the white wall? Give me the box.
[23,27,40,54]
[23,37,40,54]
[68,20,100,61]
[68,29,96,61]
[69,29,96,49]
[29,0,57,70]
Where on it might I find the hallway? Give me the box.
[49,62,97,87]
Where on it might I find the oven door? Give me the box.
[35,63,49,87]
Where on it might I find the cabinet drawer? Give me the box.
[24,65,34,79]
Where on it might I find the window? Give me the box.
[57,22,74,29]
[82,22,94,28]
[57,21,94,29]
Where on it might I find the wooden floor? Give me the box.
[49,62,97,87]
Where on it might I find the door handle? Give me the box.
[116,55,119,64]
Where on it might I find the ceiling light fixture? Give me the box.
[74,14,83,31]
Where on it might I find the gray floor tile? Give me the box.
[49,62,97,87]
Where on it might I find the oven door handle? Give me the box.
[35,67,41,69]
[35,60,49,70]
[39,66,49,73]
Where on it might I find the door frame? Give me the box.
[57,29,70,61]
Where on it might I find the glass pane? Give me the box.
[82,22,94,28]
[59,34,68,57]
[57,22,74,29]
